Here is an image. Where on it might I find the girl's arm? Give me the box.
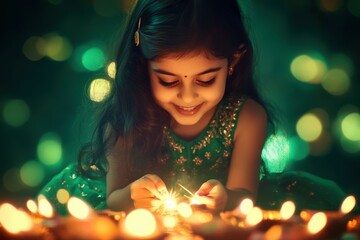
[225,98,268,209]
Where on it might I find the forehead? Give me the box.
[149,51,227,73]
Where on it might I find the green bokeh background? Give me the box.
[1,0,359,205]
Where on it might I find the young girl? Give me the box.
[39,0,347,215]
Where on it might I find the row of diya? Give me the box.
[0,190,360,240]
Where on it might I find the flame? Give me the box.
[0,203,34,234]
[177,202,192,218]
[38,195,54,218]
[123,209,157,237]
[245,207,263,226]
[307,212,327,234]
[340,195,356,214]
[67,197,92,220]
[280,201,296,220]
[26,199,38,214]
[238,198,254,215]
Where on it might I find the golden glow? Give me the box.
[89,78,111,102]
[164,198,177,210]
[245,207,263,226]
[321,69,350,96]
[238,198,254,215]
[265,225,282,240]
[290,55,327,84]
[26,199,38,214]
[93,217,117,239]
[318,0,343,12]
[56,189,70,204]
[43,33,73,61]
[67,197,92,220]
[162,215,178,229]
[23,36,45,61]
[124,209,157,237]
[340,195,356,214]
[107,62,116,79]
[38,195,54,218]
[0,203,34,234]
[280,201,296,220]
[341,113,360,141]
[307,212,327,234]
[296,113,323,142]
[177,202,192,218]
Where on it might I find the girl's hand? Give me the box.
[130,174,168,211]
[195,179,228,213]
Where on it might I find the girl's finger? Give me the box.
[141,174,168,199]
[196,179,219,196]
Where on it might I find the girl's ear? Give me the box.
[228,44,247,76]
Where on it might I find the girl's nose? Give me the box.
[177,85,198,103]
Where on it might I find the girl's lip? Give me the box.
[174,103,203,115]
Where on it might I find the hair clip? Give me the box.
[134,18,141,47]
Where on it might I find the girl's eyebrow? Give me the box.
[152,67,222,76]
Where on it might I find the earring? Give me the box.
[134,18,141,47]
[228,66,234,76]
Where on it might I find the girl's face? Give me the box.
[149,51,228,126]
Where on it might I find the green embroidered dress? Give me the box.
[38,96,347,215]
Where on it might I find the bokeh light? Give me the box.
[2,168,24,192]
[82,47,106,71]
[317,0,343,12]
[107,62,116,79]
[19,160,45,187]
[37,132,63,166]
[290,54,327,84]
[43,33,73,61]
[341,112,360,141]
[57,189,70,204]
[296,113,323,142]
[321,69,350,96]
[2,99,30,127]
[88,78,112,102]
[23,36,45,61]
[261,133,289,172]
[288,136,310,161]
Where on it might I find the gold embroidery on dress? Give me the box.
[204,152,211,160]
[163,126,185,153]
[193,157,203,165]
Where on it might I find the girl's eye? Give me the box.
[158,78,179,87]
[196,77,216,86]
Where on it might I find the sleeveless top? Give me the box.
[38,95,348,215]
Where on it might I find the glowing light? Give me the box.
[289,136,310,161]
[341,113,360,141]
[43,33,73,61]
[82,47,105,71]
[124,209,157,237]
[67,197,92,220]
[107,62,116,79]
[307,212,327,234]
[2,99,30,127]
[26,199,38,214]
[177,202,192,218]
[20,160,45,187]
[163,215,178,229]
[23,36,45,61]
[348,0,360,17]
[265,225,282,240]
[340,195,356,214]
[164,197,177,210]
[261,133,289,172]
[245,207,263,226]
[329,53,354,77]
[238,198,254,215]
[37,132,62,166]
[57,189,70,204]
[0,203,34,234]
[89,78,111,102]
[2,168,24,192]
[340,136,360,153]
[280,201,296,220]
[309,131,332,156]
[296,113,323,142]
[321,69,350,96]
[290,55,327,84]
[38,195,54,218]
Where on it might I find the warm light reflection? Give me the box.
[280,201,296,220]
[290,54,327,84]
[340,195,356,214]
[163,215,178,229]
[177,202,192,218]
[265,225,282,240]
[56,188,70,204]
[245,207,263,226]
[38,195,54,218]
[0,203,34,234]
[124,209,157,237]
[296,113,323,142]
[67,197,92,220]
[307,212,327,234]
[238,198,254,215]
[26,199,38,214]
[107,62,116,79]
[89,78,111,102]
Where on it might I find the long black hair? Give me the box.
[78,0,275,179]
